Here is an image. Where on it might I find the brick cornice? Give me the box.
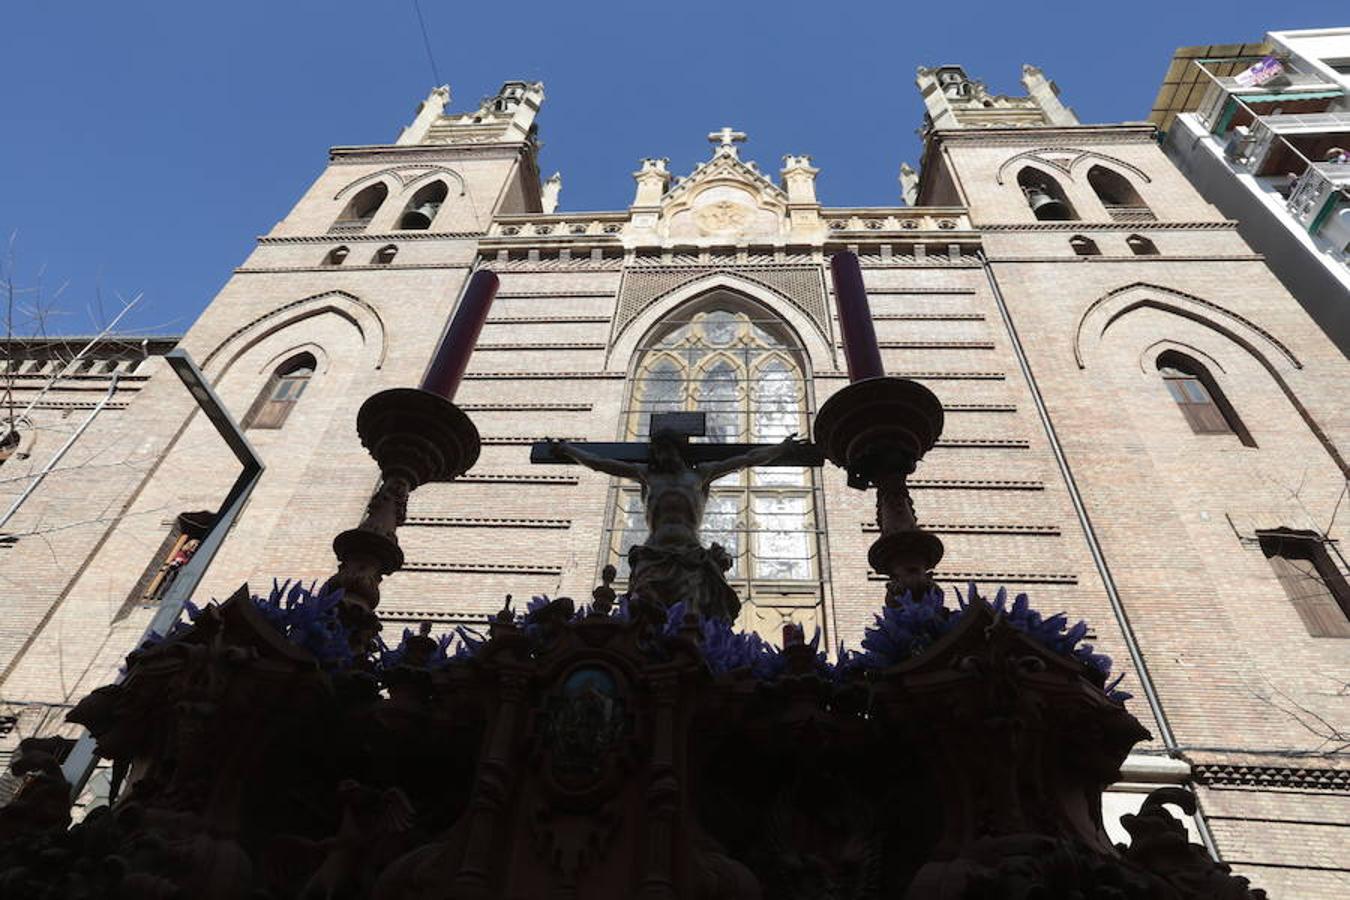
[257,232,485,245]
[235,264,473,274]
[984,255,1266,263]
[869,570,1078,584]
[818,370,1006,380]
[932,124,1157,146]
[979,221,1238,232]
[329,144,526,162]
[1193,764,1350,792]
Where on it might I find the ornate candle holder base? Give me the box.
[814,377,946,603]
[325,388,481,645]
[869,529,946,604]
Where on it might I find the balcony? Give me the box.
[1287,162,1350,234]
[1196,71,1345,136]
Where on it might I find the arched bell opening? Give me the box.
[1017,167,1077,221]
[398,180,449,231]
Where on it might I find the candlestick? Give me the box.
[829,251,885,382]
[421,269,500,401]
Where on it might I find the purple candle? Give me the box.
[420,269,500,401]
[829,252,885,381]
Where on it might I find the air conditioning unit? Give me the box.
[1224,125,1253,163]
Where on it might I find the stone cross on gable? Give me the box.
[707,126,748,156]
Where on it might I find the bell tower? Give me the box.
[129,80,552,608]
[916,63,1078,135]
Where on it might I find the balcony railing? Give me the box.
[1287,162,1350,233]
[327,218,372,235]
[1103,205,1157,224]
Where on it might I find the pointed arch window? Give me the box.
[324,246,350,266]
[373,244,398,265]
[243,352,316,431]
[116,511,214,621]
[1157,351,1254,446]
[398,180,449,230]
[1017,168,1077,221]
[0,427,19,467]
[615,302,822,611]
[1087,165,1155,223]
[331,183,388,233]
[1127,234,1159,256]
[1070,235,1100,256]
[1257,528,1350,638]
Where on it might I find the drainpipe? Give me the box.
[978,252,1222,861]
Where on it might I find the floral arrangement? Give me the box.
[171,579,1128,703]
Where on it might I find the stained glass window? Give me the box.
[609,304,821,602]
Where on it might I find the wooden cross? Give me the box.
[530,412,824,467]
[707,126,748,154]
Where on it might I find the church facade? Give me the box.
[1,67,1347,895]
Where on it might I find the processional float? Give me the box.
[0,255,1265,900]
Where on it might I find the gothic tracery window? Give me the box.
[611,302,821,605]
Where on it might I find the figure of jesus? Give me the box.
[548,431,806,621]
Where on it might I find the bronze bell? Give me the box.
[1025,186,1071,221]
[400,202,438,230]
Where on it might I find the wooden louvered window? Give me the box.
[1161,369,1229,433]
[1259,529,1350,638]
[243,353,315,431]
[1157,351,1255,446]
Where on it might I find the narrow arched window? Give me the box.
[243,353,316,431]
[617,300,822,629]
[116,510,214,621]
[1070,235,1100,256]
[398,180,449,230]
[1157,351,1254,446]
[0,426,20,467]
[1127,234,1159,255]
[1017,168,1077,221]
[373,244,398,265]
[1087,165,1155,223]
[324,246,350,266]
[1257,528,1350,637]
[331,183,388,233]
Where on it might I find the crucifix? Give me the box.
[707,125,747,156]
[531,412,824,621]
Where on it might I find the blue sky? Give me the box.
[0,1,1340,335]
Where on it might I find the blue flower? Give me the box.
[856,587,956,669]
